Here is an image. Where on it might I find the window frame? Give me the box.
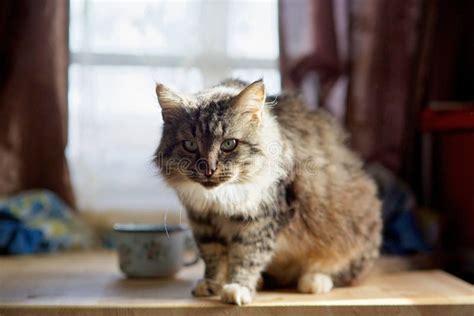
[70,0,280,88]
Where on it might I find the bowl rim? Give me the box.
[113,223,189,234]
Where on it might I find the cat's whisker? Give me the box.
[163,210,169,238]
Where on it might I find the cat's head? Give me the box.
[154,80,275,189]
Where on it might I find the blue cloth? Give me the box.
[0,211,44,254]
[0,190,96,255]
[382,209,430,254]
[367,163,431,255]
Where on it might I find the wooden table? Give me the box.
[0,250,473,315]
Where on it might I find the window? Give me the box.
[68,0,280,212]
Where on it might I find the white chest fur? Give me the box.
[175,179,277,218]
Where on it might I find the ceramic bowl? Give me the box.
[113,223,198,278]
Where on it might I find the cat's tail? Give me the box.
[332,249,379,287]
[332,251,437,287]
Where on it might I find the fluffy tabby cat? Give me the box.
[154,79,382,305]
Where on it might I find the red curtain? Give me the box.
[279,0,349,119]
[0,0,75,206]
[279,0,429,179]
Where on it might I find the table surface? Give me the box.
[0,250,473,316]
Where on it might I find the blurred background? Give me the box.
[0,0,473,282]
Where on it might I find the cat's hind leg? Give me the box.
[297,272,333,294]
[296,246,379,294]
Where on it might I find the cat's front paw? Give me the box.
[221,283,253,305]
[192,279,222,297]
[298,273,333,294]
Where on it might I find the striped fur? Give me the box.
[154,79,382,305]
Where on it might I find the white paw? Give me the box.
[221,283,253,305]
[298,273,333,294]
[192,279,221,297]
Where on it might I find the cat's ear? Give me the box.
[155,83,186,122]
[232,79,266,121]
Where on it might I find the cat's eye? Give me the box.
[182,140,198,152]
[221,139,238,152]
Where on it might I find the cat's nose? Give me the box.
[205,167,216,177]
[204,160,217,177]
